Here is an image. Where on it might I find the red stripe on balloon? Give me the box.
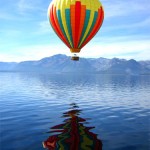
[70,5,75,47]
[80,7,104,49]
[50,6,63,42]
[74,1,81,48]
[50,6,60,37]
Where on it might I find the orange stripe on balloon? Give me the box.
[80,7,104,49]
[77,5,86,48]
[75,1,81,48]
[70,5,75,47]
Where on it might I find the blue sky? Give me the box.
[0,0,150,62]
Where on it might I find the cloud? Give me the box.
[0,0,44,20]
[80,38,150,60]
[17,0,36,13]
[101,0,150,18]
[0,12,17,20]
[0,29,22,49]
[17,0,45,15]
[0,44,70,62]
[34,20,54,35]
[102,17,150,33]
[94,34,150,44]
[0,29,21,37]
[1,37,149,62]
[0,1,20,20]
[0,53,21,62]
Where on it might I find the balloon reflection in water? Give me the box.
[43,103,102,150]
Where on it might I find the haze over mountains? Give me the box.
[0,54,150,75]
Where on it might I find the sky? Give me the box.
[0,0,150,62]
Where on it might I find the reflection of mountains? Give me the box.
[43,103,102,150]
[34,73,148,90]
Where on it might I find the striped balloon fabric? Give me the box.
[48,0,104,53]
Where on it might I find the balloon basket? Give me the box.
[71,54,79,61]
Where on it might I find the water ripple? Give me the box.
[0,73,149,150]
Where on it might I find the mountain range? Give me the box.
[0,54,150,75]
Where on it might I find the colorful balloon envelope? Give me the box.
[48,0,104,60]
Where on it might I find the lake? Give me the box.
[0,72,149,150]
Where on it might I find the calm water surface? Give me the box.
[0,72,149,150]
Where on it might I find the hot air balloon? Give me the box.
[48,0,104,61]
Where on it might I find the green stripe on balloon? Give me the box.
[57,10,71,47]
[82,11,98,46]
[88,11,98,38]
[78,10,91,48]
[65,9,73,48]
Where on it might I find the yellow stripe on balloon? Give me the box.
[80,0,85,6]
[65,0,70,9]
[80,0,101,11]
[94,0,101,11]
[60,0,73,47]
[70,0,76,5]
[55,0,60,10]
[79,0,95,47]
[84,0,90,10]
